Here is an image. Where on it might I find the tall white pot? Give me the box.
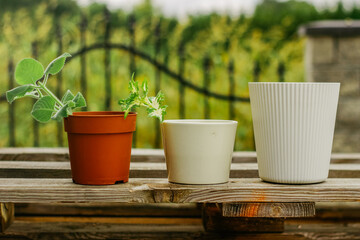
[161,120,238,184]
[249,83,340,184]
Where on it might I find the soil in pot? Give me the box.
[64,111,136,185]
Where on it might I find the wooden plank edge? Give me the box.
[202,203,285,232]
[1,148,359,163]
[221,202,316,218]
[1,203,14,233]
[1,162,360,179]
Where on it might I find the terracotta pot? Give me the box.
[64,111,137,185]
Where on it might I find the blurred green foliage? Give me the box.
[0,0,359,150]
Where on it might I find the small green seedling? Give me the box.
[119,74,167,122]
[6,53,86,122]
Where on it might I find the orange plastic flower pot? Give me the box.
[64,111,137,185]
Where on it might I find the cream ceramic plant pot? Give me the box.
[249,82,340,184]
[161,120,238,184]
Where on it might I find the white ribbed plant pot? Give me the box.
[161,120,238,184]
[249,82,340,184]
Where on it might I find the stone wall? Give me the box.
[300,20,360,152]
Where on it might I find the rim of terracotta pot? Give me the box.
[64,111,137,134]
[69,111,137,117]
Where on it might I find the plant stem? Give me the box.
[43,74,49,86]
[36,89,43,98]
[38,82,64,107]
[34,84,44,98]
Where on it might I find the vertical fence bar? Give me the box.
[203,55,211,119]
[55,14,63,147]
[154,20,161,148]
[104,8,112,111]
[278,61,285,82]
[80,14,88,107]
[128,13,136,75]
[8,58,15,147]
[128,13,137,147]
[252,60,261,151]
[228,59,235,120]
[178,42,185,119]
[253,60,260,82]
[31,42,39,147]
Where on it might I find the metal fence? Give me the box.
[0,9,286,149]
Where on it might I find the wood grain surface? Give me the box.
[0,148,359,163]
[221,202,315,218]
[202,203,285,232]
[1,161,360,178]
[15,203,201,217]
[0,178,360,203]
[2,221,360,240]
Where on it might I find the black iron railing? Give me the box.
[0,9,286,149]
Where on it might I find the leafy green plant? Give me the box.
[6,53,86,122]
[119,74,167,122]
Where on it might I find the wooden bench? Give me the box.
[0,148,360,238]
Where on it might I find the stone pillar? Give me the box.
[300,21,360,153]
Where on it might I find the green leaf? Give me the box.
[15,58,44,85]
[142,80,148,95]
[147,105,167,122]
[67,106,73,115]
[61,90,75,103]
[68,100,75,108]
[44,52,71,75]
[31,96,56,123]
[52,103,70,121]
[73,92,86,108]
[119,76,167,122]
[6,85,36,103]
[128,77,139,93]
[155,91,165,103]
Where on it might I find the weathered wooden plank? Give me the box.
[1,148,359,163]
[232,151,257,163]
[2,216,360,239]
[0,178,360,203]
[0,148,166,162]
[1,161,360,179]
[202,203,285,232]
[15,216,201,225]
[0,148,69,162]
[3,221,360,240]
[0,149,256,162]
[0,203,14,233]
[6,221,204,233]
[14,202,360,222]
[2,204,360,239]
[15,203,201,217]
[2,232,359,240]
[330,153,360,163]
[0,161,70,169]
[309,202,360,220]
[222,202,315,218]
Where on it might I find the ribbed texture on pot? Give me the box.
[249,83,340,184]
